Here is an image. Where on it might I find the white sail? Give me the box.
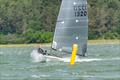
[52,0,88,56]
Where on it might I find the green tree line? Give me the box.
[0,0,120,44]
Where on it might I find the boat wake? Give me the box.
[31,50,120,63]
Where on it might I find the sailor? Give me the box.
[37,47,47,55]
[30,47,47,63]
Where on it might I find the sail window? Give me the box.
[61,21,64,24]
[73,2,77,5]
[76,20,79,23]
[76,37,79,40]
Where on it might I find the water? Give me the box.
[0,44,120,80]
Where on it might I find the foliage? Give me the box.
[0,0,120,44]
[88,0,120,39]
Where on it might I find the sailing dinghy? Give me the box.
[31,0,88,62]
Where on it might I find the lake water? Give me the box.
[0,44,120,80]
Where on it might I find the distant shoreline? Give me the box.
[0,40,119,48]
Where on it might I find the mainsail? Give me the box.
[52,0,88,56]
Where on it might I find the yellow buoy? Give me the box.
[70,44,78,65]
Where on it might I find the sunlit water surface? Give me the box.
[0,44,120,80]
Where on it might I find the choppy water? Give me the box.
[0,44,120,80]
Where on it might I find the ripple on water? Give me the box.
[31,75,40,78]
[0,45,120,80]
[0,51,4,55]
[31,74,50,79]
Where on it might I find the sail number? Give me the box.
[74,5,87,17]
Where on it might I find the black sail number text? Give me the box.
[74,5,87,17]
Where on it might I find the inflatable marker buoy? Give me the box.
[70,44,78,65]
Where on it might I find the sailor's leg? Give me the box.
[81,44,87,57]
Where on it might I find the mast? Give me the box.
[52,0,88,56]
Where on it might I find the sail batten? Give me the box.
[52,0,88,56]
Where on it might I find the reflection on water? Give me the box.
[0,44,120,80]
